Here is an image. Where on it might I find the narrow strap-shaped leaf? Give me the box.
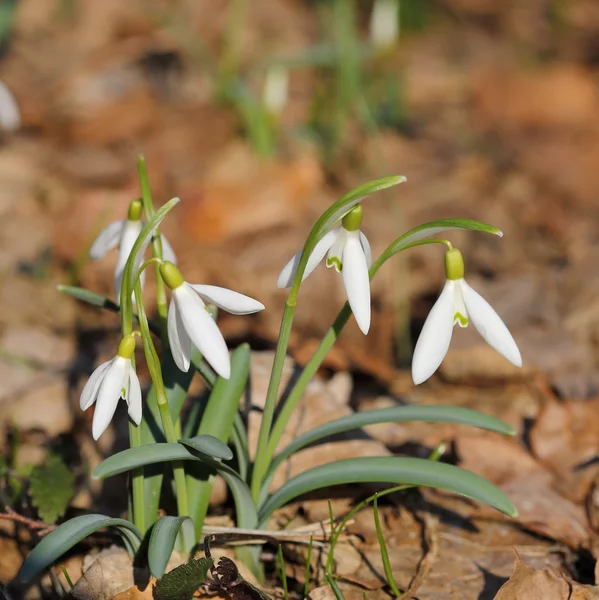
[266,405,514,481]
[94,443,259,531]
[148,516,193,578]
[18,514,143,583]
[258,456,516,526]
[179,435,234,461]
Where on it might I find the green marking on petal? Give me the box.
[326,256,343,273]
[454,312,468,327]
[121,387,127,399]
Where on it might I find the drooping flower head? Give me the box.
[412,247,522,385]
[160,262,265,379]
[89,199,176,300]
[80,333,142,440]
[278,204,372,334]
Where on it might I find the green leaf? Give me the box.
[94,443,259,531]
[148,516,193,578]
[258,457,517,526]
[289,175,406,298]
[372,218,502,278]
[185,345,250,538]
[18,514,142,583]
[179,435,234,461]
[265,405,514,482]
[153,556,213,600]
[29,455,75,524]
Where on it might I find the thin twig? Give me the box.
[0,512,56,534]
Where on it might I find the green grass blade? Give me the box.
[148,516,193,578]
[267,405,513,482]
[18,515,142,583]
[258,457,516,525]
[373,496,401,597]
[325,574,345,600]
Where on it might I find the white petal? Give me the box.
[0,80,21,132]
[126,366,143,425]
[277,229,338,288]
[460,280,522,367]
[359,231,372,269]
[174,283,231,379]
[189,285,265,315]
[167,296,192,372]
[412,280,456,385]
[342,231,371,335]
[80,360,112,411]
[89,220,125,260]
[115,220,143,299]
[160,234,177,264]
[92,357,129,440]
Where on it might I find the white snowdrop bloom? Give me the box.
[160,262,265,379]
[277,204,372,334]
[80,334,142,441]
[412,247,522,385]
[263,65,289,116]
[89,199,176,299]
[369,0,399,52]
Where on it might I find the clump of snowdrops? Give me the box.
[19,158,521,585]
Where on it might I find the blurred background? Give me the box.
[2,0,599,595]
[1,0,599,392]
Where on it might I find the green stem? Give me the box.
[134,282,191,549]
[265,304,352,467]
[120,255,145,534]
[264,238,452,468]
[137,156,169,347]
[251,300,296,502]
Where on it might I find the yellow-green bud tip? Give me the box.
[160,261,185,290]
[117,334,137,359]
[445,248,465,280]
[342,204,363,232]
[128,199,143,222]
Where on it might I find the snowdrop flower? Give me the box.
[80,334,142,440]
[160,261,265,379]
[278,204,372,334]
[89,199,176,299]
[412,247,522,385]
[370,0,399,52]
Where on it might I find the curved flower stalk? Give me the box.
[159,261,265,379]
[278,204,372,334]
[80,334,142,440]
[90,199,176,299]
[412,247,522,385]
